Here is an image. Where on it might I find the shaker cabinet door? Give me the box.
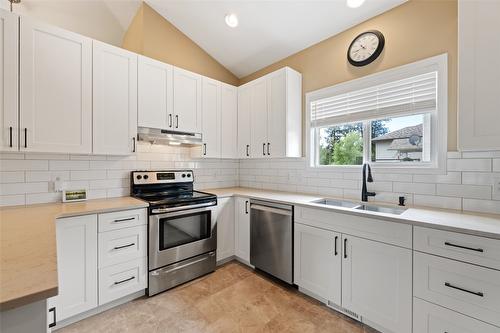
[342,235,412,333]
[138,55,173,130]
[0,10,18,152]
[173,67,202,133]
[92,40,137,155]
[20,17,92,153]
[294,223,341,306]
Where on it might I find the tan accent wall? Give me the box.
[122,3,239,86]
[239,0,458,150]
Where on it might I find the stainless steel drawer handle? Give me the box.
[250,204,292,216]
[152,254,214,276]
[113,217,135,223]
[113,243,135,250]
[114,276,135,285]
[151,201,217,214]
[444,282,484,297]
[444,241,484,253]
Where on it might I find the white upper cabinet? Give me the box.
[0,10,18,152]
[20,17,92,153]
[250,79,268,158]
[173,67,202,133]
[342,235,412,333]
[92,41,137,155]
[220,83,238,159]
[239,67,302,159]
[237,86,252,158]
[200,77,221,158]
[137,55,173,130]
[458,0,500,151]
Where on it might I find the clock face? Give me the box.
[348,30,385,66]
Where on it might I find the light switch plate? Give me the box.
[493,177,500,200]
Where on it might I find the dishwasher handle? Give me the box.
[250,203,292,216]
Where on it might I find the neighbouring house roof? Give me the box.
[387,138,422,151]
[372,124,423,142]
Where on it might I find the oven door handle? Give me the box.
[151,253,214,276]
[151,201,217,214]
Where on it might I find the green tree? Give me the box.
[332,131,364,165]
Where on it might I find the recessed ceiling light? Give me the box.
[225,13,239,28]
[347,0,365,8]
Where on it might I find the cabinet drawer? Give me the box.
[413,297,499,333]
[414,226,500,270]
[98,226,147,268]
[414,252,500,326]
[295,206,412,248]
[98,257,147,305]
[98,208,147,232]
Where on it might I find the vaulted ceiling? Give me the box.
[145,0,407,78]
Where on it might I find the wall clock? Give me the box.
[347,30,385,67]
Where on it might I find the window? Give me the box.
[308,54,447,172]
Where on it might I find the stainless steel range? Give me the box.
[131,170,217,296]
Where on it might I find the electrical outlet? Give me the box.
[493,177,500,200]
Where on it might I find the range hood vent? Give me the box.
[137,127,202,147]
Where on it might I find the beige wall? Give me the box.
[240,0,458,151]
[123,3,239,86]
[4,0,127,47]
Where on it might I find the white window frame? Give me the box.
[305,54,448,174]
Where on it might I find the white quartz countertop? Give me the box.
[206,187,500,240]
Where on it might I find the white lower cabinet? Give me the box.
[98,257,147,306]
[294,223,341,305]
[48,208,147,329]
[413,297,499,333]
[215,197,235,262]
[48,215,98,324]
[414,251,500,327]
[293,216,412,333]
[342,235,412,333]
[234,197,251,263]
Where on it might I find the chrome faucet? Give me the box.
[361,163,376,202]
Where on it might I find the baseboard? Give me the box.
[52,290,145,331]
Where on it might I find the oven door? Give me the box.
[149,206,217,270]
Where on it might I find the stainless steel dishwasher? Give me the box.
[250,199,293,284]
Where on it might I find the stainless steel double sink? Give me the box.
[310,198,407,215]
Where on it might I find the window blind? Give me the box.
[310,71,437,127]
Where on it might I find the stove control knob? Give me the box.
[143,175,149,180]
[181,174,186,178]
[136,175,142,180]
[187,174,191,178]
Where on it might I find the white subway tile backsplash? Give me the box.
[0,182,48,195]
[0,159,48,171]
[462,172,500,186]
[463,199,500,215]
[414,195,462,210]
[436,184,491,199]
[494,159,500,172]
[25,171,70,182]
[26,192,62,205]
[0,172,25,184]
[447,158,492,172]
[49,160,89,171]
[393,182,436,195]
[461,151,500,159]
[2,148,500,214]
[413,172,461,184]
[0,194,26,207]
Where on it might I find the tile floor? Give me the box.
[57,262,378,333]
